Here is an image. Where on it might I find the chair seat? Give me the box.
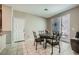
[47,39,59,46]
[53,42,59,46]
[35,38,44,42]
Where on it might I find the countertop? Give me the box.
[0,31,8,36]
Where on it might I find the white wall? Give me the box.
[13,11,47,40]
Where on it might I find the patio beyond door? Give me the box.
[61,14,70,42]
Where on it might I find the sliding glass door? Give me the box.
[51,14,70,43]
[61,14,70,42]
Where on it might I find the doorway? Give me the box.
[12,17,25,43]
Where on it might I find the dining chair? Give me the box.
[33,31,44,50]
[52,32,62,54]
[46,32,62,54]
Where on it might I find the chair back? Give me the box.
[53,32,58,39]
[52,32,62,42]
[33,31,37,39]
[56,32,62,42]
[75,32,79,38]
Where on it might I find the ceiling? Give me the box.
[7,4,78,18]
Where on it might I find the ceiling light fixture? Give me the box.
[44,8,48,11]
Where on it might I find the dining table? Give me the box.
[39,33,54,49]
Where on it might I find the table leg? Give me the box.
[45,39,47,49]
[51,46,53,55]
[44,38,47,49]
[51,39,53,55]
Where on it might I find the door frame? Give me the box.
[12,16,25,43]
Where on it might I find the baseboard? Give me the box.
[60,40,70,43]
[14,40,25,43]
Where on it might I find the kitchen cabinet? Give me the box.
[0,34,6,52]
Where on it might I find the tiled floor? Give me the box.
[0,39,78,55]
